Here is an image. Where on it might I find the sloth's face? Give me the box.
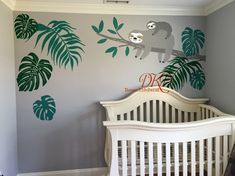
[129,32,143,44]
[147,22,156,30]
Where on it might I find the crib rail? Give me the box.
[199,104,227,119]
[104,117,235,176]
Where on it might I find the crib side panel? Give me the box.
[106,120,234,176]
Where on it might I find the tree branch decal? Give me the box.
[92,17,206,61]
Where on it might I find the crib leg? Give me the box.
[109,130,119,176]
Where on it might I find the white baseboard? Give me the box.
[17,167,108,176]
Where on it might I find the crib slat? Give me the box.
[165,104,169,123]
[174,142,179,176]
[166,143,171,176]
[207,138,212,176]
[159,101,163,123]
[120,114,124,121]
[210,110,213,118]
[206,109,209,119]
[191,141,196,176]
[183,112,187,122]
[172,107,176,123]
[199,139,204,176]
[131,141,136,176]
[140,141,145,176]
[140,104,144,121]
[190,112,194,122]
[126,112,130,120]
[133,109,137,121]
[183,142,187,176]
[153,100,156,123]
[201,108,205,119]
[223,135,228,173]
[148,142,154,176]
[146,101,150,122]
[157,142,162,176]
[178,110,181,123]
[215,136,220,176]
[122,140,128,176]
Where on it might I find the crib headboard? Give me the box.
[100,87,210,123]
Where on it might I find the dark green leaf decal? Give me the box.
[17,53,53,91]
[92,25,99,33]
[125,46,130,56]
[190,70,205,90]
[160,57,204,90]
[117,23,124,31]
[14,14,38,40]
[107,29,117,34]
[182,27,205,56]
[33,95,56,121]
[35,21,85,70]
[99,20,104,33]
[113,17,118,30]
[97,38,107,44]
[105,47,118,58]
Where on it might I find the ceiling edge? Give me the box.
[14,1,205,16]
[1,0,16,10]
[5,0,234,16]
[205,0,234,15]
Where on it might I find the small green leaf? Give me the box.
[97,38,107,44]
[108,29,117,34]
[190,70,206,90]
[105,47,116,53]
[113,17,118,30]
[99,20,104,33]
[117,23,124,31]
[33,95,56,121]
[91,25,99,33]
[125,46,130,56]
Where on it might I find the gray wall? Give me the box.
[14,12,206,173]
[206,2,235,114]
[0,2,18,176]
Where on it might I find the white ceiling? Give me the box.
[1,0,234,15]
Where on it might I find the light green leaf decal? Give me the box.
[190,70,205,90]
[17,53,53,92]
[160,57,204,90]
[14,14,38,40]
[105,47,118,58]
[182,27,205,56]
[97,38,107,44]
[35,21,85,70]
[33,95,56,121]
[125,46,130,56]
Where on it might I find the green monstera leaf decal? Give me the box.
[190,70,206,90]
[14,14,38,40]
[17,53,53,91]
[182,27,205,56]
[160,57,204,90]
[33,95,56,121]
[35,20,85,70]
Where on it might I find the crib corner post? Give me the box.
[231,122,235,145]
[109,129,119,176]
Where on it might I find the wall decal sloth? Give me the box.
[129,21,175,62]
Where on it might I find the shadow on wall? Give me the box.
[33,103,107,171]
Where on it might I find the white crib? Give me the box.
[101,87,235,176]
